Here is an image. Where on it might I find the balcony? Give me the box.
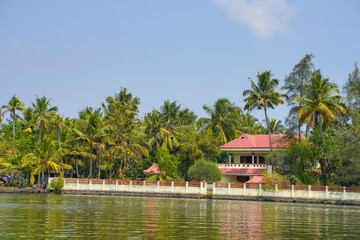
[216,163,267,169]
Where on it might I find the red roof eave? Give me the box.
[219,168,264,175]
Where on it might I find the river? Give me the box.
[0,193,359,239]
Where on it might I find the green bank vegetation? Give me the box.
[0,54,359,187]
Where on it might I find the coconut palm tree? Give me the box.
[243,71,287,151]
[2,95,25,149]
[294,74,346,154]
[238,113,264,135]
[294,74,346,182]
[144,109,172,152]
[73,107,106,178]
[31,96,58,144]
[160,100,181,129]
[265,119,285,134]
[0,150,38,188]
[32,135,72,187]
[197,98,241,144]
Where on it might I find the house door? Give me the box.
[236,176,249,183]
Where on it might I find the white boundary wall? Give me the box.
[49,178,207,195]
[213,183,360,201]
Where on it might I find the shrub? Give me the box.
[187,159,222,183]
[262,170,289,192]
[50,178,65,193]
[297,171,319,185]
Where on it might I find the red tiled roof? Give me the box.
[220,133,301,149]
[246,176,265,183]
[219,168,264,175]
[143,163,161,174]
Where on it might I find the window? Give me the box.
[259,156,265,164]
[240,156,252,164]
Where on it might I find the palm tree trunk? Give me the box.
[18,171,22,188]
[38,173,41,187]
[119,158,124,177]
[42,171,45,188]
[88,141,93,179]
[298,82,303,143]
[98,154,101,178]
[264,107,272,152]
[12,110,15,149]
[319,116,326,184]
[75,157,79,179]
[39,120,42,144]
[57,126,62,162]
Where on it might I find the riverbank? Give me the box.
[2,187,360,206]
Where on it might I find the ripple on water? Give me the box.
[0,194,359,239]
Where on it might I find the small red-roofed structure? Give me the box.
[5,149,13,154]
[246,176,266,184]
[143,163,161,175]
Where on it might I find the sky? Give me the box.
[0,0,359,123]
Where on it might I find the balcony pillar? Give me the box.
[229,154,231,163]
[252,154,254,164]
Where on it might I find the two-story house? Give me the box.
[218,133,298,183]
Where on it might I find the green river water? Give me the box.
[0,193,359,239]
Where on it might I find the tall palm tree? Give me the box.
[294,74,346,154]
[2,95,25,149]
[31,96,58,144]
[51,114,64,159]
[160,100,181,130]
[243,71,287,151]
[144,109,172,152]
[103,88,140,115]
[73,107,106,178]
[197,98,241,144]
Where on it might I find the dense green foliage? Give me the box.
[0,55,360,187]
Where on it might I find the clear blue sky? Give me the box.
[1,0,359,123]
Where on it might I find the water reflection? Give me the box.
[0,194,359,239]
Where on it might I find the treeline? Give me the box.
[0,54,359,187]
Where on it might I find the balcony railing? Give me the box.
[216,163,267,169]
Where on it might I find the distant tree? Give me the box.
[344,63,360,113]
[282,54,315,141]
[198,98,241,144]
[238,113,264,135]
[243,71,287,151]
[188,159,222,182]
[144,109,172,152]
[2,95,25,149]
[265,119,285,134]
[31,96,58,144]
[327,114,360,186]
